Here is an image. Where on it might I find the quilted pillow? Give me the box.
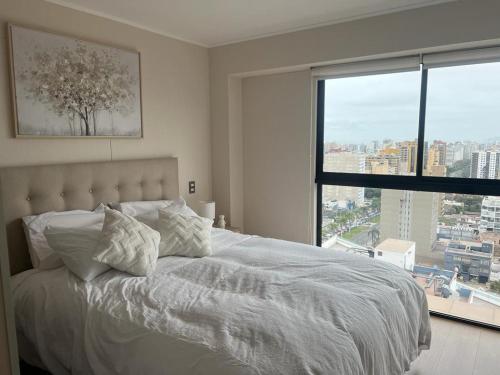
[157,208,212,257]
[93,208,160,276]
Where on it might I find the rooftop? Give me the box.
[375,238,415,253]
[483,196,500,207]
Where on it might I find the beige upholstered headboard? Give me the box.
[0,158,179,275]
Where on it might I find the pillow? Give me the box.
[157,208,212,258]
[93,209,160,276]
[44,226,110,281]
[23,205,106,269]
[118,198,198,229]
[166,198,199,217]
[115,200,173,217]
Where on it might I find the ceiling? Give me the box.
[45,0,454,47]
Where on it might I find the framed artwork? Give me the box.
[8,24,143,138]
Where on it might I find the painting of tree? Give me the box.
[9,25,142,137]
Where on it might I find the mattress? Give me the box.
[11,228,431,375]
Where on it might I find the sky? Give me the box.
[324,62,500,144]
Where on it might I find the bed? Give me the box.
[1,158,431,375]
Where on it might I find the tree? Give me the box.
[490,280,500,294]
[365,188,381,199]
[20,42,135,136]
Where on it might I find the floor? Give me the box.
[19,317,500,375]
[407,316,500,375]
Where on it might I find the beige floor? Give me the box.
[407,316,500,375]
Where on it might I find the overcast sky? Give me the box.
[324,62,500,144]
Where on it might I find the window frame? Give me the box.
[315,66,500,246]
[315,63,500,331]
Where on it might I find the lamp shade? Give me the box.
[199,201,215,221]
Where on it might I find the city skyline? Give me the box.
[323,138,500,181]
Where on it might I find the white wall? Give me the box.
[210,0,500,243]
[0,1,212,372]
[0,0,211,208]
[242,71,313,243]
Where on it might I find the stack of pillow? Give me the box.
[23,198,213,282]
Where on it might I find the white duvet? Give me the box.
[12,229,431,375]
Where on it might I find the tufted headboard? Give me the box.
[0,158,179,275]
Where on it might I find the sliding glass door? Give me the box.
[315,51,500,328]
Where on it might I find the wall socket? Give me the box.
[188,181,195,194]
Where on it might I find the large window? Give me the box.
[315,50,500,328]
[425,62,500,179]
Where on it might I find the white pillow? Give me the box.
[167,198,199,217]
[23,204,106,269]
[157,208,212,258]
[116,200,173,217]
[119,198,198,229]
[93,209,160,276]
[44,226,110,281]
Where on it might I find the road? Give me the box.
[347,224,379,247]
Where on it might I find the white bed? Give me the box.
[12,228,431,375]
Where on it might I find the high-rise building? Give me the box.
[380,190,440,264]
[426,141,447,172]
[323,152,365,205]
[445,142,465,167]
[366,140,379,154]
[423,141,429,169]
[480,196,500,232]
[463,141,480,161]
[470,151,500,179]
[398,141,418,175]
[453,142,465,163]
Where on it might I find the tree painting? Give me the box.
[20,43,135,136]
[10,25,142,137]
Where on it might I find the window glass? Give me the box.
[424,62,500,178]
[323,71,421,175]
[321,187,500,327]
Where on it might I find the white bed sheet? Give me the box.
[12,229,431,375]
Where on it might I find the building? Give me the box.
[426,141,447,174]
[444,240,494,282]
[398,141,418,175]
[426,165,447,177]
[374,238,416,271]
[479,196,500,233]
[380,190,439,264]
[445,142,464,166]
[480,232,500,255]
[463,141,480,161]
[470,151,500,179]
[323,152,365,205]
[365,155,400,175]
[491,261,500,282]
